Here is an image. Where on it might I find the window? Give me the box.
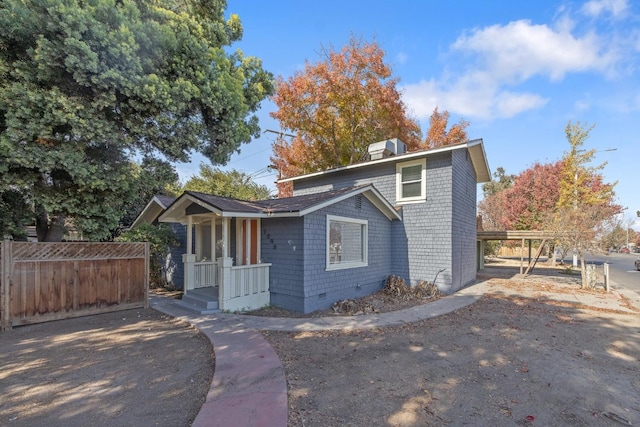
[396,159,426,203]
[326,215,368,270]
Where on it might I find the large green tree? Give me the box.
[0,0,273,241]
[182,164,272,200]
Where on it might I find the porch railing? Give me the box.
[194,261,217,289]
[218,260,271,312]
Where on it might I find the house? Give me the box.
[137,138,490,313]
[130,194,185,288]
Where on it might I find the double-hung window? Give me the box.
[326,215,368,270]
[396,159,426,203]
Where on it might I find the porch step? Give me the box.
[176,287,220,314]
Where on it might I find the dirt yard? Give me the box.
[1,259,638,427]
[0,308,213,427]
[263,261,640,426]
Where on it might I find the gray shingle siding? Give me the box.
[261,217,305,310]
[301,196,392,312]
[263,196,392,313]
[450,149,478,291]
[290,148,479,296]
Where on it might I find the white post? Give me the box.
[195,224,202,260]
[217,256,233,310]
[222,218,230,258]
[182,253,196,292]
[210,218,216,261]
[183,216,196,292]
[186,216,193,255]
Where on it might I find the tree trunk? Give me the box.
[35,206,66,242]
[578,251,587,289]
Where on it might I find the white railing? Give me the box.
[218,260,271,312]
[194,261,217,289]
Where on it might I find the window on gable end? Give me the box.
[396,158,426,203]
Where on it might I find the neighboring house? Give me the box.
[130,194,185,288]
[137,138,490,314]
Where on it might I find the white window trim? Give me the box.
[396,158,426,204]
[326,215,368,271]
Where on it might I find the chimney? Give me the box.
[367,138,407,160]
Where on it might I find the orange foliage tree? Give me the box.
[270,36,422,196]
[423,107,469,149]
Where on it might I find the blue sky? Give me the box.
[176,0,639,230]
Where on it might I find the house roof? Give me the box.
[278,138,491,184]
[158,184,401,223]
[130,194,177,229]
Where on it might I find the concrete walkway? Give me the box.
[149,280,640,427]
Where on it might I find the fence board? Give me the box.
[1,241,149,331]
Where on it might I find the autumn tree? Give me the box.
[423,107,469,149]
[270,36,421,195]
[0,0,273,241]
[550,121,622,287]
[478,167,515,230]
[182,164,272,201]
[478,163,562,231]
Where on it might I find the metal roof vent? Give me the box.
[367,138,407,160]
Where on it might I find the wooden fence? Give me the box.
[1,240,149,331]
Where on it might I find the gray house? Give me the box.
[137,138,490,314]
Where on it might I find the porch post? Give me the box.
[195,224,202,260]
[217,217,233,309]
[222,217,230,258]
[183,216,196,292]
[210,219,216,261]
[217,256,233,310]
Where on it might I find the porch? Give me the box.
[159,192,272,313]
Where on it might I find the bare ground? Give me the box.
[0,307,213,427]
[262,260,640,426]
[1,259,639,427]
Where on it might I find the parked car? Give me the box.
[636,257,640,271]
[620,247,630,254]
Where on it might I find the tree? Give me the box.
[423,107,469,149]
[502,162,563,231]
[478,167,514,231]
[0,189,32,240]
[481,167,515,198]
[117,157,181,232]
[183,164,272,200]
[117,222,178,288]
[551,121,622,287]
[0,0,274,241]
[270,36,422,195]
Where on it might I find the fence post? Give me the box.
[144,242,150,308]
[1,240,12,331]
[603,262,609,292]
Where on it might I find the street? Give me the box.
[585,251,640,294]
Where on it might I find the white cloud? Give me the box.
[451,20,611,82]
[402,75,548,120]
[402,18,621,120]
[581,0,629,18]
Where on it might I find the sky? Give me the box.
[175,0,639,230]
